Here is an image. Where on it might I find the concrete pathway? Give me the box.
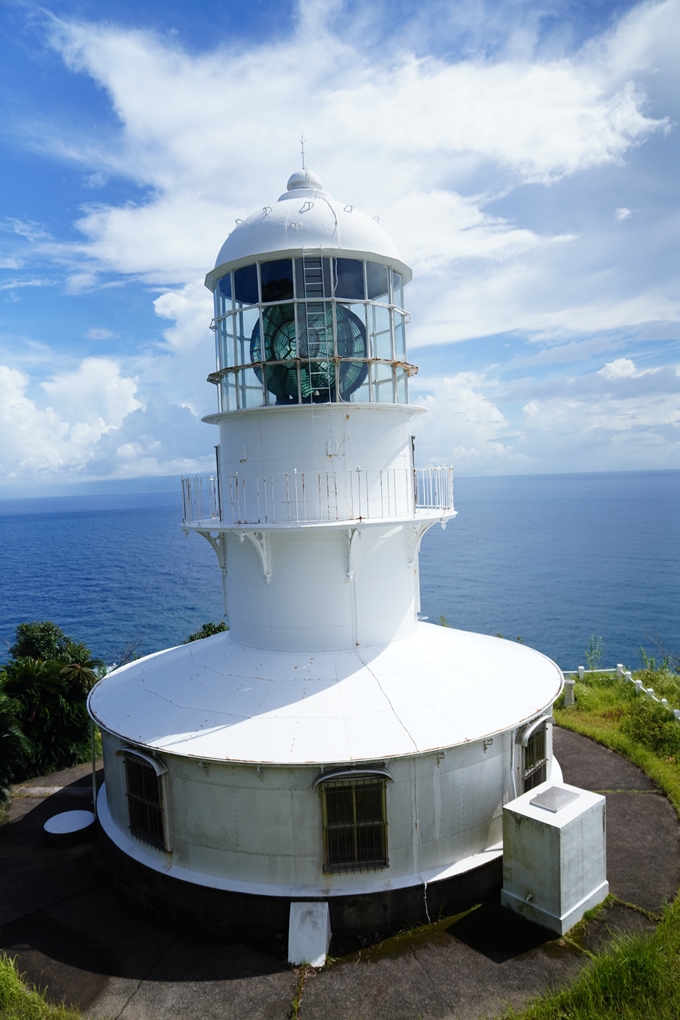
[0,729,678,1020]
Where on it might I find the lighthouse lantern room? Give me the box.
[88,169,564,940]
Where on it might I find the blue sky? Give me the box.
[1,0,679,493]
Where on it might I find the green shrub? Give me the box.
[8,622,97,668]
[0,694,31,802]
[0,658,96,777]
[184,621,229,643]
[622,697,680,760]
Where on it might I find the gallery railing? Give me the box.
[181,466,454,527]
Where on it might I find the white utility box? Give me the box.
[288,901,331,967]
[501,781,608,935]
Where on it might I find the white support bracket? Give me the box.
[239,530,272,583]
[345,526,361,581]
[196,530,228,615]
[406,521,434,568]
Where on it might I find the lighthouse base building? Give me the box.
[89,168,566,942]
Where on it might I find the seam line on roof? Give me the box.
[357,649,419,755]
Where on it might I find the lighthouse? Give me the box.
[88,169,563,943]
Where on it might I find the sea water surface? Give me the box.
[1,470,678,670]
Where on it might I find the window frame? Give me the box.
[120,750,171,852]
[518,716,552,793]
[317,772,390,875]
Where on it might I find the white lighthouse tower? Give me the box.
[89,169,563,943]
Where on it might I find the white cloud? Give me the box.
[0,357,212,481]
[38,3,667,289]
[3,0,680,484]
[599,356,638,378]
[411,371,522,470]
[85,327,114,340]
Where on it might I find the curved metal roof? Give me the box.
[208,169,408,283]
[89,623,562,765]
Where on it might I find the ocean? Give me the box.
[1,470,678,671]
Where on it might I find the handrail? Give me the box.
[181,466,454,527]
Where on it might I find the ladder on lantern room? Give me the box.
[301,253,332,401]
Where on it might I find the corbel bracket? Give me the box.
[239,530,272,583]
[406,521,435,568]
[197,530,228,614]
[345,526,361,581]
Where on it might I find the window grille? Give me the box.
[124,754,166,850]
[523,725,548,792]
[321,777,388,874]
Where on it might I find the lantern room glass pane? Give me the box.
[235,307,259,367]
[234,263,258,306]
[396,368,408,404]
[334,258,365,300]
[217,273,232,316]
[220,375,237,412]
[260,259,294,302]
[391,270,403,309]
[369,304,392,360]
[294,257,331,299]
[237,366,265,409]
[366,262,389,301]
[373,362,394,403]
[218,315,236,369]
[394,312,406,359]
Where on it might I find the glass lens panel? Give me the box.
[349,374,370,402]
[367,262,389,301]
[260,259,293,302]
[335,258,365,300]
[392,270,403,309]
[394,312,406,359]
[217,274,232,316]
[234,263,259,305]
[336,303,368,401]
[369,304,392,360]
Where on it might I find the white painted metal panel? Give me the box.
[90,624,562,764]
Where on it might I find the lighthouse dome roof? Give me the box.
[208,170,409,285]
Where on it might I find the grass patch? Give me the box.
[0,954,82,1020]
[498,666,680,1019]
[555,668,680,813]
[498,898,680,1019]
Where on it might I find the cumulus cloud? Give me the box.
[0,357,211,481]
[36,1,668,294]
[411,355,680,474]
[2,0,680,484]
